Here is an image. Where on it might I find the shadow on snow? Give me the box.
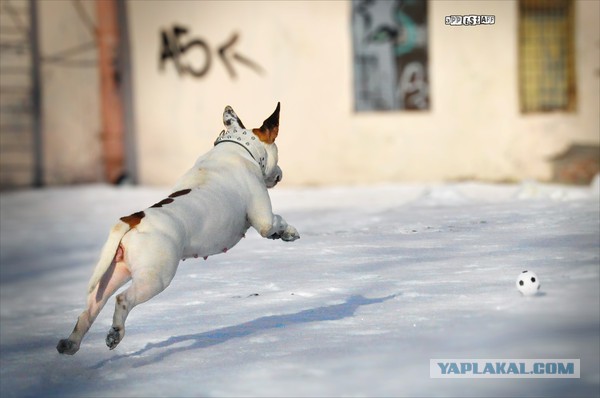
[92,293,398,369]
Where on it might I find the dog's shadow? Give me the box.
[92,293,398,369]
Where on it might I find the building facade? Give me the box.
[1,0,598,188]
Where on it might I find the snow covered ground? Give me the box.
[1,180,599,397]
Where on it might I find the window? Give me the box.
[352,0,429,111]
[518,0,576,113]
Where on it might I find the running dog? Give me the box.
[57,103,299,355]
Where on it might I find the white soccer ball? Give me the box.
[516,270,541,296]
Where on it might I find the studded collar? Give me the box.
[214,129,267,176]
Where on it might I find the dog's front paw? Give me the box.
[281,225,300,242]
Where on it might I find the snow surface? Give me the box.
[1,181,599,397]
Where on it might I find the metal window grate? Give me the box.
[518,0,576,113]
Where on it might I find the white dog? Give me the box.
[57,103,299,355]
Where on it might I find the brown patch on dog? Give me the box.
[252,127,279,144]
[253,102,280,144]
[151,198,174,208]
[120,211,145,228]
[169,189,192,198]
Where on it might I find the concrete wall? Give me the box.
[32,0,599,187]
[38,0,102,184]
[0,0,35,188]
[127,0,599,187]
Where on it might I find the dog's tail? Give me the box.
[87,221,131,294]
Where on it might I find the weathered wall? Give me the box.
[38,0,102,184]
[0,0,35,188]
[17,0,597,188]
[126,0,598,186]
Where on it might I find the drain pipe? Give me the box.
[97,0,124,184]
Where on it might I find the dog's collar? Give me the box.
[214,129,267,175]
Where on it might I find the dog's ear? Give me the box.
[223,106,246,131]
[253,102,280,144]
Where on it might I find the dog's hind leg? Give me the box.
[106,261,179,350]
[57,261,131,355]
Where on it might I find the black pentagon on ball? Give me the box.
[519,280,524,286]
[531,277,536,282]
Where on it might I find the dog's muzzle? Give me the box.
[266,167,282,188]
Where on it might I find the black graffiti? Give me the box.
[218,33,265,79]
[159,25,264,79]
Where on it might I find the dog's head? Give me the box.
[217,103,282,188]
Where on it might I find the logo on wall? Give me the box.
[352,0,429,111]
[159,25,265,80]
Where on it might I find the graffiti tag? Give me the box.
[159,25,264,79]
